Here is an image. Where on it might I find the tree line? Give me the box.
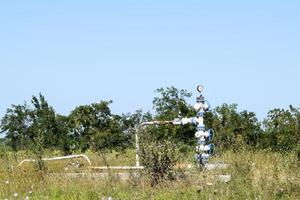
[1,86,299,155]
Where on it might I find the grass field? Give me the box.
[0,149,299,200]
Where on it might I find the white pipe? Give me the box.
[18,154,92,167]
[135,130,140,167]
[142,118,195,126]
[141,121,173,125]
[196,116,204,127]
[90,166,145,170]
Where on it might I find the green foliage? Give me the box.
[0,86,299,154]
[68,101,113,152]
[0,150,299,199]
[69,100,131,152]
[153,86,196,144]
[55,115,73,155]
[0,94,72,156]
[139,126,178,186]
[205,104,262,151]
[0,103,31,151]
[153,86,194,120]
[262,105,300,152]
[1,86,300,199]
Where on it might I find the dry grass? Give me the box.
[0,149,299,199]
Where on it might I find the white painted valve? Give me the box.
[194,103,204,111]
[196,145,211,152]
[195,129,214,140]
[200,153,210,159]
[194,102,210,111]
[197,137,206,144]
[195,130,206,138]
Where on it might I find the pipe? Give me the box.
[90,166,145,170]
[18,154,92,167]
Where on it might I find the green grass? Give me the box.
[0,149,299,199]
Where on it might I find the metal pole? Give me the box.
[135,129,140,167]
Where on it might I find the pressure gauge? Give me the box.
[197,85,204,93]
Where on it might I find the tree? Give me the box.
[205,104,262,151]
[153,86,194,120]
[91,113,131,152]
[152,86,196,144]
[55,114,73,155]
[69,100,132,152]
[26,93,62,170]
[30,94,60,149]
[0,103,32,151]
[2,86,298,156]
[262,106,300,152]
[0,94,71,156]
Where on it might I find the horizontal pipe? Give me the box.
[90,166,145,170]
[18,154,92,167]
[141,121,173,125]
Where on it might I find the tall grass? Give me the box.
[0,149,299,199]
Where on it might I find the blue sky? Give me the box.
[0,1,299,120]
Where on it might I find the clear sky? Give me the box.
[0,1,299,120]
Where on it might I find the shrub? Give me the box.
[139,126,178,186]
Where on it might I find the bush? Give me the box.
[139,127,178,186]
